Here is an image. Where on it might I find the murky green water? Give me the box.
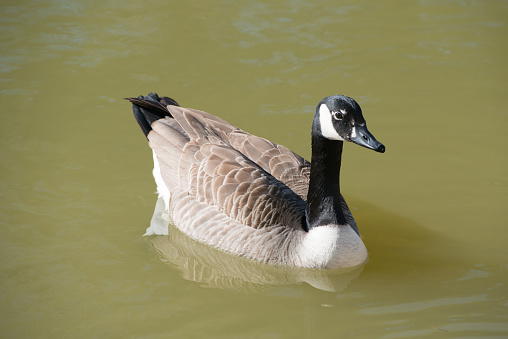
[1,0,507,337]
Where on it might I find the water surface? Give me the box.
[1,0,507,338]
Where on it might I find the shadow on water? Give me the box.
[351,198,459,261]
[144,196,463,292]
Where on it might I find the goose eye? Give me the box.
[332,111,344,121]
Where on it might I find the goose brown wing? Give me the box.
[151,106,306,231]
[167,105,312,199]
[227,131,311,199]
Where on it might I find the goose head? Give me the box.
[314,95,385,153]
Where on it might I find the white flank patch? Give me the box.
[152,150,171,209]
[319,104,344,141]
[144,196,170,236]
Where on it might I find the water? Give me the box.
[1,0,507,337]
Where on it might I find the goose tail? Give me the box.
[125,92,179,138]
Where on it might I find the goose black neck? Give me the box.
[305,135,347,229]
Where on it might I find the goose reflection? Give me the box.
[145,197,364,292]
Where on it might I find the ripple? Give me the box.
[360,295,488,315]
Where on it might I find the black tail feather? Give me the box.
[125,93,180,139]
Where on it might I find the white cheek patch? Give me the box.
[319,104,344,141]
[351,126,356,138]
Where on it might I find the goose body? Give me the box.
[127,93,384,269]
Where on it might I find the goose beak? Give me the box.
[350,125,385,153]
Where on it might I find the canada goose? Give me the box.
[126,93,385,269]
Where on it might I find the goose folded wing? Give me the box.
[226,131,311,200]
[189,143,307,231]
[152,106,307,231]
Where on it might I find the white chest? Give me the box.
[298,225,368,269]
